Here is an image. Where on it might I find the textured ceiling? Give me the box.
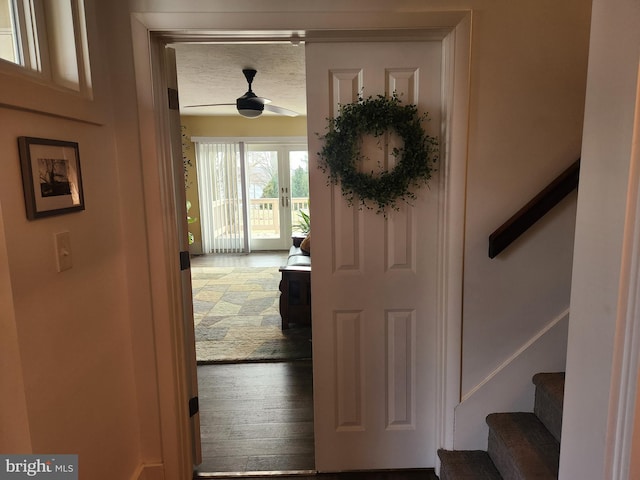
[173,43,307,117]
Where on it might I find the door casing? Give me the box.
[131,10,470,478]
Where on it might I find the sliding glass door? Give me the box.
[246,143,309,250]
[195,138,308,253]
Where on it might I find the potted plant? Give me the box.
[292,209,310,247]
[187,200,197,245]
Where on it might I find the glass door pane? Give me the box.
[290,150,310,235]
[245,144,308,251]
[246,148,282,249]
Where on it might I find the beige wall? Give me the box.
[183,115,307,138]
[459,0,589,396]
[451,2,589,449]
[133,0,592,463]
[0,0,156,477]
[0,209,31,453]
[135,0,591,459]
[0,69,141,480]
[181,115,307,252]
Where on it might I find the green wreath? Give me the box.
[318,94,438,214]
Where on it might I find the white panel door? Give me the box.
[306,41,442,471]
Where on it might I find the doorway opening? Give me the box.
[173,41,315,475]
[140,15,469,476]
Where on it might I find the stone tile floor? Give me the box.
[190,252,311,363]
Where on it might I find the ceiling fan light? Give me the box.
[237,94,264,118]
[238,108,262,118]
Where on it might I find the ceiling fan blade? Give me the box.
[264,104,299,117]
[184,103,235,108]
[184,68,293,116]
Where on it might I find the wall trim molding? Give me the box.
[453,310,569,450]
[435,11,471,456]
[462,308,569,403]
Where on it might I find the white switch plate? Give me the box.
[54,231,73,272]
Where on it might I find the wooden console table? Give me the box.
[278,265,311,329]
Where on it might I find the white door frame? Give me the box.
[130,10,470,477]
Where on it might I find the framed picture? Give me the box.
[18,137,85,219]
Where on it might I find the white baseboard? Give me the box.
[453,310,569,450]
[131,463,165,480]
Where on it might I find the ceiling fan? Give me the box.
[185,68,299,118]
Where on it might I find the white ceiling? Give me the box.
[173,43,307,117]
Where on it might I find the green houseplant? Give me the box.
[295,209,310,235]
[292,209,310,248]
[187,200,197,245]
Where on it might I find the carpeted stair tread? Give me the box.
[532,372,565,442]
[532,373,564,411]
[438,450,502,480]
[487,412,559,480]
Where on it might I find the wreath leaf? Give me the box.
[318,94,438,214]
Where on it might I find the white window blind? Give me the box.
[195,142,248,254]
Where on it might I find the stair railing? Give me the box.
[488,159,580,258]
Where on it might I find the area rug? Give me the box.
[191,266,312,363]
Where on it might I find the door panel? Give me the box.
[306,41,442,471]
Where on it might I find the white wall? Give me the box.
[561,0,640,478]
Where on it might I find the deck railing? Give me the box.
[250,197,309,233]
[209,197,309,239]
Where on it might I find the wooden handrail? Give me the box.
[488,159,581,258]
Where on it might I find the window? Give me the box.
[0,0,27,65]
[193,137,309,253]
[0,0,91,95]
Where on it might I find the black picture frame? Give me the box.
[18,136,85,220]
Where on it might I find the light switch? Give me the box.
[54,231,73,272]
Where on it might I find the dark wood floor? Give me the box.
[195,361,315,474]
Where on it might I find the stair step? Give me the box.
[532,372,564,442]
[487,412,559,480]
[438,450,502,480]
